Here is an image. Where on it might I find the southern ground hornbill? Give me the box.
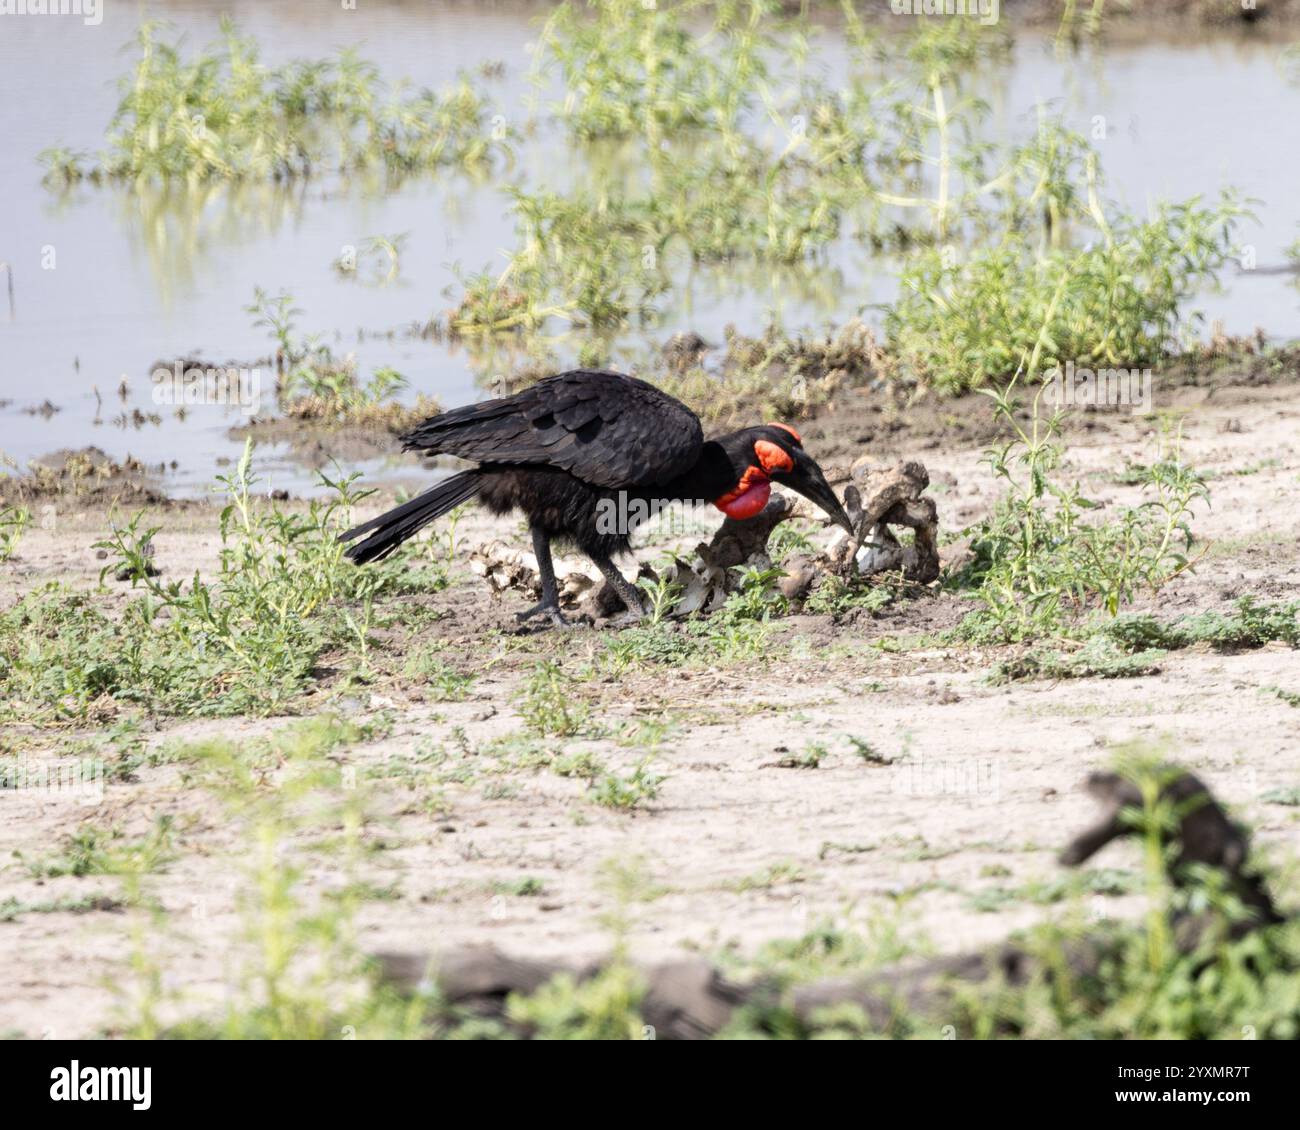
[339,369,853,626]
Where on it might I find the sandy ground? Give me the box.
[3,378,1300,1038]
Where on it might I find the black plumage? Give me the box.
[401,369,703,488]
[340,369,851,625]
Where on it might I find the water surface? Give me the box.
[1,2,1297,495]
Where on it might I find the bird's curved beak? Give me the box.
[783,451,855,536]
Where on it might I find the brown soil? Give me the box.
[2,372,1299,1038]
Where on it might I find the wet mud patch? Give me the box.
[1,447,173,506]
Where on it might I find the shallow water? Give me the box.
[1,1,1298,495]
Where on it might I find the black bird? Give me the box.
[339,369,853,626]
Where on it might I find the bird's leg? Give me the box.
[516,525,571,628]
[587,552,645,622]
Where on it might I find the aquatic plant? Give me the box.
[245,288,437,427]
[40,19,512,184]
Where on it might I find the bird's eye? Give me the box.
[754,439,794,473]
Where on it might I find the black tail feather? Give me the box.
[339,471,481,565]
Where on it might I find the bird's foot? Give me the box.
[608,587,646,623]
[515,601,575,629]
[596,608,645,630]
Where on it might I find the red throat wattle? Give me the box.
[713,465,771,519]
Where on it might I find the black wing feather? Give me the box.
[400,370,703,487]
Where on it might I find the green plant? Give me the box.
[988,597,1300,683]
[990,636,1165,683]
[602,586,777,669]
[531,0,779,143]
[726,861,805,892]
[1102,598,1300,653]
[636,573,684,626]
[552,750,607,781]
[246,288,434,427]
[94,511,160,586]
[492,877,546,897]
[968,868,1139,913]
[725,566,789,621]
[591,760,665,810]
[120,719,426,1039]
[962,756,1300,1040]
[769,741,827,769]
[958,377,1208,642]
[803,576,893,618]
[505,962,646,1039]
[42,20,511,184]
[885,193,1246,393]
[767,524,814,564]
[846,735,892,766]
[0,504,31,561]
[0,444,444,721]
[517,661,591,737]
[245,286,303,365]
[501,188,670,329]
[0,894,123,922]
[401,647,475,700]
[19,818,175,881]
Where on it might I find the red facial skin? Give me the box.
[712,435,796,518]
[753,439,794,474]
[714,465,771,519]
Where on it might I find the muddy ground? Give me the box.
[2,376,1299,1038]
